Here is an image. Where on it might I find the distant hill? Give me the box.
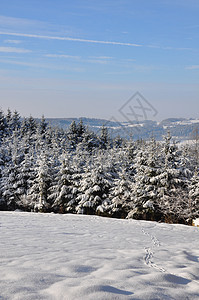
[41,117,199,141]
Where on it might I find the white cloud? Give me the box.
[0,31,142,47]
[4,39,22,44]
[0,15,47,29]
[89,56,113,59]
[162,46,193,51]
[45,54,81,59]
[0,47,31,53]
[45,54,115,64]
[86,59,109,65]
[0,58,84,72]
[0,31,194,52]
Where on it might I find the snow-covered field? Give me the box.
[0,212,199,300]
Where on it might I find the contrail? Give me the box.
[0,31,142,47]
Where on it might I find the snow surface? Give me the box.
[0,212,199,300]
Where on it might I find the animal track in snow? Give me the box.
[141,227,166,272]
[141,225,199,286]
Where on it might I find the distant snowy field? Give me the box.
[0,212,199,300]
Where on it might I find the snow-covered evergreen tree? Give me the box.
[99,167,132,217]
[15,152,36,210]
[50,156,77,213]
[99,125,109,149]
[1,151,21,210]
[75,154,112,215]
[67,120,78,150]
[189,170,199,219]
[156,133,189,222]
[10,110,21,132]
[28,151,52,212]
[38,115,48,136]
[127,138,162,220]
[5,108,12,136]
[0,110,6,141]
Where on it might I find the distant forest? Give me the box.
[0,109,199,224]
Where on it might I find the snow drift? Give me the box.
[0,211,199,299]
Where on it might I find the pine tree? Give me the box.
[189,170,199,219]
[39,115,48,136]
[15,152,36,210]
[99,125,109,149]
[28,151,52,212]
[50,157,76,213]
[157,133,189,222]
[21,118,29,137]
[0,110,6,141]
[4,108,13,136]
[11,110,21,132]
[191,127,199,169]
[128,138,162,220]
[67,120,78,149]
[75,155,112,215]
[1,152,21,210]
[78,128,98,152]
[77,119,85,142]
[99,167,132,218]
[27,115,37,135]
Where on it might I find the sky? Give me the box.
[0,0,198,121]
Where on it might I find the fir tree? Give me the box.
[28,152,52,212]
[99,125,109,149]
[76,159,112,215]
[1,152,21,210]
[27,115,37,135]
[11,110,21,132]
[189,170,199,219]
[128,138,162,220]
[67,120,78,149]
[50,157,76,213]
[157,133,189,222]
[99,167,132,218]
[0,110,6,141]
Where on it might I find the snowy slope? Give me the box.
[0,212,199,300]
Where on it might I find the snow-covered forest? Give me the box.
[0,109,199,224]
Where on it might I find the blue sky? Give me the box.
[0,0,198,121]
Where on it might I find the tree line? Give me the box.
[0,108,199,224]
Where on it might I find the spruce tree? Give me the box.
[157,133,189,222]
[28,151,52,212]
[50,157,76,213]
[189,170,199,219]
[128,138,162,220]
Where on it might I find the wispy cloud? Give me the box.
[45,54,113,65]
[86,59,109,65]
[0,31,142,47]
[0,31,195,52]
[0,15,47,29]
[4,39,22,44]
[147,44,194,51]
[45,54,81,59]
[89,56,113,59]
[0,47,31,53]
[86,56,114,64]
[186,65,199,70]
[0,58,84,72]
[162,46,193,51]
